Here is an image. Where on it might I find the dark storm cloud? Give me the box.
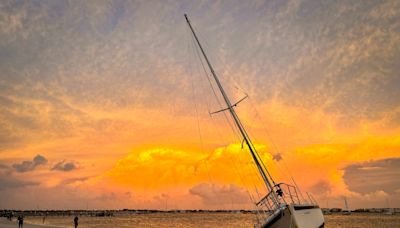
[343,158,400,194]
[12,154,47,172]
[51,160,77,172]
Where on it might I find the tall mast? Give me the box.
[184,14,279,203]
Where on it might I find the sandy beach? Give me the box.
[2,213,400,227]
[0,218,57,228]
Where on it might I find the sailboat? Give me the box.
[341,197,351,215]
[184,14,325,228]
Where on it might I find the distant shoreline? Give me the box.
[1,208,399,217]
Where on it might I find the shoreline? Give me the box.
[1,213,398,228]
[0,218,59,228]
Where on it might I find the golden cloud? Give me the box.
[107,143,275,191]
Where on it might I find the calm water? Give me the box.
[25,213,400,228]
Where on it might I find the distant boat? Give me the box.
[341,197,351,215]
[185,14,325,228]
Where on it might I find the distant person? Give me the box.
[74,216,79,228]
[17,215,23,228]
[42,215,46,224]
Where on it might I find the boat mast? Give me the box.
[184,14,279,203]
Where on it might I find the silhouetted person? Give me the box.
[74,216,79,228]
[17,215,23,228]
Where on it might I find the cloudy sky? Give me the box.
[0,0,399,210]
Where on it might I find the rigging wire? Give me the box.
[197,27,291,191]
[188,20,279,208]
[185,19,307,220]
[187,23,264,212]
[197,20,301,194]
[187,25,228,210]
[192,28,265,219]
[190,33,242,144]
[197,31,244,103]
[194,27,280,191]
[247,96,308,202]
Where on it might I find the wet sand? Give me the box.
[3,213,400,227]
[0,218,56,228]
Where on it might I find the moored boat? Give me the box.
[184,14,325,228]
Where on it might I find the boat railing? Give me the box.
[256,189,278,212]
[256,183,301,212]
[306,192,318,205]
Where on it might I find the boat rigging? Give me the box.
[184,14,325,228]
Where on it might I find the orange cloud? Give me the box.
[107,144,273,193]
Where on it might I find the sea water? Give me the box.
[25,213,400,228]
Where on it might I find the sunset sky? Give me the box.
[1,0,399,210]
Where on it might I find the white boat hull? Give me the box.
[260,205,324,228]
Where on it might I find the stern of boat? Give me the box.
[255,183,325,228]
[289,204,325,228]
